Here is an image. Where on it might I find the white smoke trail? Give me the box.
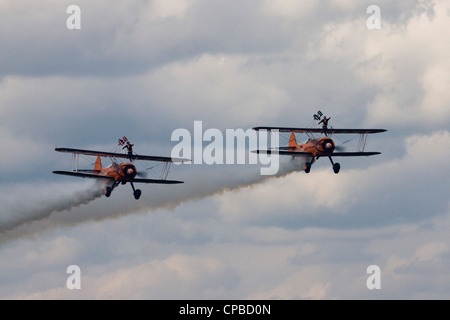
[64,156,305,222]
[0,181,104,232]
[0,157,306,244]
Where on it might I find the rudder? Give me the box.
[94,156,102,172]
[289,133,297,147]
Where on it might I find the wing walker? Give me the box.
[54,114,386,200]
[53,136,189,199]
[253,111,386,173]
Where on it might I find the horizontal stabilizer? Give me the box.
[277,146,297,151]
[76,169,101,174]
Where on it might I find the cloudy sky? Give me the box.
[0,0,449,299]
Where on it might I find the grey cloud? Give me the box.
[1,0,434,78]
[1,0,449,300]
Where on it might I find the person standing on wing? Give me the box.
[123,141,134,159]
[319,116,331,136]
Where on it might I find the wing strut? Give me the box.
[161,162,171,180]
[357,133,368,152]
[72,153,79,172]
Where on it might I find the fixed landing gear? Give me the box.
[133,189,142,200]
[130,182,142,200]
[105,187,112,197]
[303,157,341,174]
[333,163,340,174]
[328,156,340,174]
[104,180,141,199]
[304,162,312,173]
[105,180,120,197]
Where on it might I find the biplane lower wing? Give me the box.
[252,127,386,134]
[53,171,184,184]
[55,148,189,163]
[132,178,184,184]
[328,152,381,156]
[252,150,380,156]
[52,171,114,180]
[252,150,314,156]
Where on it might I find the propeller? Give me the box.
[136,171,148,178]
[335,144,346,152]
[334,138,352,152]
[136,164,158,178]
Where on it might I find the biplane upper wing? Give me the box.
[55,148,189,163]
[252,127,386,134]
[330,152,381,156]
[52,170,115,180]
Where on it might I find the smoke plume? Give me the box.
[0,157,304,243]
[0,181,104,232]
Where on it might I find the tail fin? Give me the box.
[94,156,102,172]
[289,133,297,147]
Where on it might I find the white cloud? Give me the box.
[14,253,238,299]
[143,54,291,127]
[0,126,48,173]
[261,0,316,18]
[248,267,331,300]
[361,2,450,127]
[147,0,198,20]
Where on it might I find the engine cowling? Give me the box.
[121,164,137,179]
[320,138,335,153]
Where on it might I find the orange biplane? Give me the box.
[253,112,386,173]
[53,138,188,199]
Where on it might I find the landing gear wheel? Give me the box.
[105,187,112,197]
[304,162,311,173]
[134,189,142,200]
[333,163,340,174]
